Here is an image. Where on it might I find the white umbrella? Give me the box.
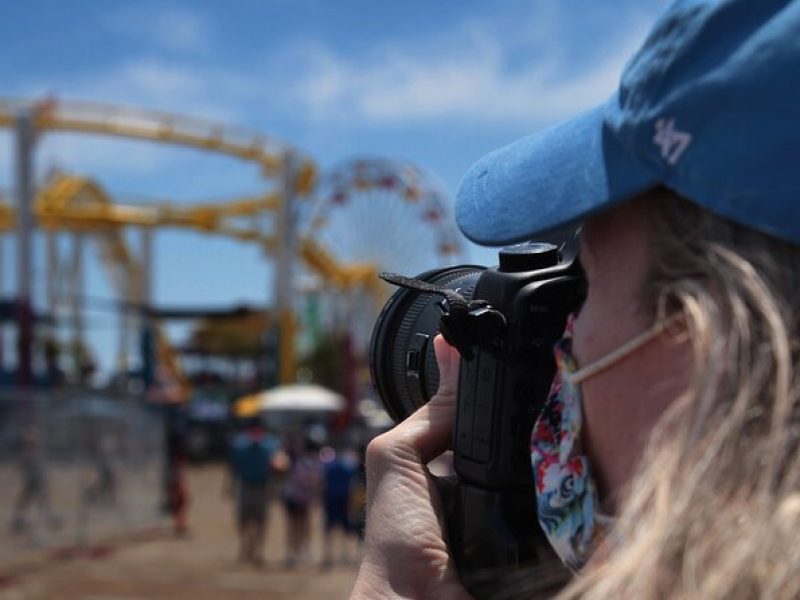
[358,397,394,430]
[257,383,345,413]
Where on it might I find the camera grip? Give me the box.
[436,477,568,599]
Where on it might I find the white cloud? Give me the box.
[105,4,209,54]
[69,59,242,122]
[152,8,207,52]
[118,60,205,100]
[11,59,262,179]
[2,2,657,181]
[19,56,252,123]
[289,10,650,125]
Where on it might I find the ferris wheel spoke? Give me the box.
[301,157,467,322]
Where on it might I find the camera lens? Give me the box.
[370,266,484,423]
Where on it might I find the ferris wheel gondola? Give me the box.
[303,157,466,283]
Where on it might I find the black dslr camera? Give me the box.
[370,241,585,598]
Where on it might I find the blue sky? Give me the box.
[0,0,668,376]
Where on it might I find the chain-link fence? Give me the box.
[0,390,166,564]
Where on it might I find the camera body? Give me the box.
[445,243,585,589]
[371,241,585,594]
[452,244,584,490]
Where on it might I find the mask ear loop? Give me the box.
[565,315,682,386]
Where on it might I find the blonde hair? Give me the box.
[559,188,800,599]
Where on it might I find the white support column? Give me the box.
[118,269,130,375]
[14,110,36,385]
[140,227,155,384]
[46,231,58,322]
[141,227,153,309]
[69,234,84,350]
[274,151,299,385]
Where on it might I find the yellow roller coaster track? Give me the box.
[298,238,379,293]
[0,176,376,289]
[0,175,207,390]
[0,174,380,391]
[0,97,317,190]
[0,175,281,246]
[0,98,383,390]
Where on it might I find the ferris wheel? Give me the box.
[304,157,466,281]
[298,157,467,353]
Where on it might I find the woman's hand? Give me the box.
[351,336,472,600]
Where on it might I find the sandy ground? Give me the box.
[0,465,360,600]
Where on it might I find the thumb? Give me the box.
[381,335,461,464]
[432,334,461,402]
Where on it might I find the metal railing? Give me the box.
[0,390,166,564]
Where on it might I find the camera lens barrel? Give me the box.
[370,265,484,423]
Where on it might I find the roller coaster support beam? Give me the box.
[70,235,85,363]
[14,110,35,386]
[140,228,155,386]
[45,232,56,327]
[275,151,299,385]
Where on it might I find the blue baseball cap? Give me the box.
[456,0,800,246]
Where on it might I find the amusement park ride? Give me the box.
[0,97,465,395]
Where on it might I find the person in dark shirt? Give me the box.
[229,422,282,566]
[321,445,359,566]
[281,436,322,567]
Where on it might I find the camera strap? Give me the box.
[380,272,503,359]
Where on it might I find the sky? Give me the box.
[0,0,668,377]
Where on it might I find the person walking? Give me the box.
[9,425,59,537]
[164,404,189,537]
[229,420,282,567]
[321,445,359,567]
[281,435,322,568]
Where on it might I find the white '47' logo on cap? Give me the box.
[653,118,692,165]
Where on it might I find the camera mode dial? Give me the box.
[499,242,559,272]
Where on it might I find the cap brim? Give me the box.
[455,98,658,246]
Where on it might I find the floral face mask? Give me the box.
[530,314,673,570]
